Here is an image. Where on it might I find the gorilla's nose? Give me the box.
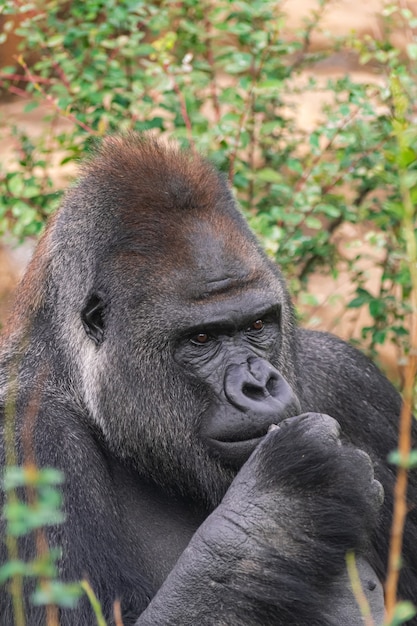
[224,357,298,416]
[245,356,281,399]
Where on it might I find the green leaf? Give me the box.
[3,466,64,490]
[257,79,283,91]
[223,52,253,74]
[388,449,417,469]
[4,498,65,536]
[257,168,282,183]
[316,204,340,218]
[286,158,303,175]
[309,133,320,150]
[390,601,417,625]
[407,43,417,60]
[348,291,371,308]
[402,170,417,189]
[369,299,385,317]
[46,34,64,47]
[300,293,319,306]
[32,581,83,609]
[0,560,28,583]
[305,216,322,230]
[372,328,387,344]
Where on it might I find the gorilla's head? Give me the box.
[14,135,301,507]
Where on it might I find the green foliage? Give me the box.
[0,465,83,610]
[0,128,60,239]
[0,0,415,362]
[1,462,111,622]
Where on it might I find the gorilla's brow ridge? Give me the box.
[188,274,273,303]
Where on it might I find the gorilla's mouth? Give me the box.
[206,433,266,466]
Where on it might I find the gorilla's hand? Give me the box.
[220,412,383,548]
[137,413,384,626]
[205,413,383,578]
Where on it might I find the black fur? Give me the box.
[0,134,415,625]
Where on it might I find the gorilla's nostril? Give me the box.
[243,383,266,400]
[266,375,279,396]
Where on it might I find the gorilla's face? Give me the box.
[77,191,300,507]
[173,289,301,468]
[172,218,300,464]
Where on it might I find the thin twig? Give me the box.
[385,151,417,620]
[385,353,417,618]
[0,72,52,85]
[203,3,221,125]
[288,0,330,73]
[0,80,30,99]
[113,600,124,626]
[228,25,280,182]
[81,580,107,626]
[3,369,26,626]
[16,56,98,135]
[162,61,195,150]
[21,366,59,626]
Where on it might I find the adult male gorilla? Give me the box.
[0,134,416,625]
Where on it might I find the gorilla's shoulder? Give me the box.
[295,328,403,440]
[296,327,395,384]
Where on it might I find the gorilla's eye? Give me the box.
[250,319,264,331]
[191,333,210,345]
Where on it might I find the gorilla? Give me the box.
[0,134,416,625]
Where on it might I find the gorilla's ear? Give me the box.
[81,293,106,345]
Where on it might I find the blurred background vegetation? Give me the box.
[1,0,417,384]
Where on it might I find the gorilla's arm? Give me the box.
[296,328,403,452]
[297,328,417,601]
[137,414,384,626]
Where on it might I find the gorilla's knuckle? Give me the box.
[307,412,341,440]
[347,448,375,478]
[371,479,385,507]
[281,412,342,447]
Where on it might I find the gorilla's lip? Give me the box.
[205,421,271,445]
[206,435,265,465]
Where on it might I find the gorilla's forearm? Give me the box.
[137,505,384,626]
[138,415,385,626]
[136,526,331,626]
